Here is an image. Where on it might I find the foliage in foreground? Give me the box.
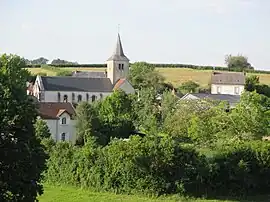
[44,135,270,198]
[0,54,48,202]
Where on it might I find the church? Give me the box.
[32,34,135,103]
[31,34,135,143]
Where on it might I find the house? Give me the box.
[211,71,245,95]
[32,33,135,103]
[180,93,240,108]
[38,102,76,143]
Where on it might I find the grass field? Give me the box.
[38,184,238,202]
[27,67,270,88]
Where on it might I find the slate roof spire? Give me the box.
[107,34,129,61]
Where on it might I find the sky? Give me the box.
[0,0,270,69]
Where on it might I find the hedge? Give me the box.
[44,137,270,198]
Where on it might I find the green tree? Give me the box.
[129,62,164,91]
[245,75,259,91]
[75,102,104,146]
[160,91,178,123]
[132,88,160,135]
[245,75,270,97]
[98,90,135,141]
[225,54,253,71]
[228,91,270,140]
[178,81,200,94]
[163,99,219,142]
[34,119,51,139]
[0,54,47,201]
[31,57,49,65]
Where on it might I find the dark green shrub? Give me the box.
[205,141,270,196]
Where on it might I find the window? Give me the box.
[118,64,121,70]
[58,92,61,102]
[234,87,239,94]
[100,93,103,99]
[78,95,82,102]
[92,95,96,102]
[62,117,66,125]
[121,64,124,70]
[72,93,75,102]
[86,93,89,102]
[63,95,68,102]
[61,133,66,141]
[217,86,221,94]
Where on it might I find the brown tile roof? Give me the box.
[38,102,76,120]
[211,71,245,85]
[113,78,126,90]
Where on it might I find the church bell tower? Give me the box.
[106,34,129,84]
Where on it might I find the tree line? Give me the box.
[26,55,270,75]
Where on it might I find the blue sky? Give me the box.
[0,0,269,69]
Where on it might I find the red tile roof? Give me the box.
[113,78,126,90]
[38,102,76,120]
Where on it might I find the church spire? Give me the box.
[107,33,129,61]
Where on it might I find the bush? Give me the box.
[205,141,270,196]
[44,136,206,196]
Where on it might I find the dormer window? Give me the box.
[62,117,66,125]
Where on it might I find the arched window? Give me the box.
[57,92,61,102]
[61,133,66,141]
[72,93,75,102]
[78,94,82,102]
[86,93,89,102]
[63,95,68,102]
[62,117,66,125]
[92,95,96,102]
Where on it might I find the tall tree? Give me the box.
[129,62,164,91]
[225,54,253,71]
[34,119,51,139]
[98,90,135,141]
[75,102,104,146]
[31,57,49,65]
[245,75,260,91]
[0,54,47,201]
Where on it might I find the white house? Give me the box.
[211,72,245,95]
[32,34,135,103]
[38,102,76,143]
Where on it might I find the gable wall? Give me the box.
[117,81,135,94]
